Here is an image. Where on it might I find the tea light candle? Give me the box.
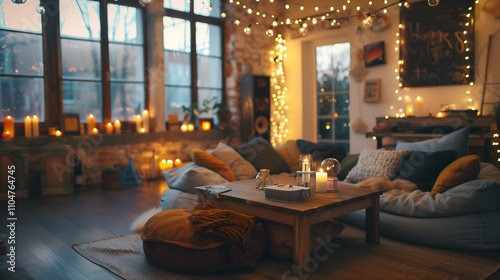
[406,104,414,117]
[180,123,188,132]
[2,130,12,139]
[159,159,169,171]
[87,114,95,134]
[200,120,211,131]
[142,110,149,133]
[106,122,113,134]
[166,159,174,169]
[140,127,146,134]
[32,115,39,137]
[91,127,99,135]
[174,158,182,167]
[436,111,445,118]
[134,115,142,133]
[114,120,121,134]
[187,123,194,131]
[25,116,32,138]
[4,116,14,138]
[316,170,327,192]
[55,130,62,137]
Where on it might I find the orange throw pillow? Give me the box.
[190,148,236,182]
[431,155,481,196]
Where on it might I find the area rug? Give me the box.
[73,225,500,280]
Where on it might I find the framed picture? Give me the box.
[62,114,80,135]
[364,41,386,67]
[364,79,381,103]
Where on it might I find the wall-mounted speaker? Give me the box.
[241,74,270,142]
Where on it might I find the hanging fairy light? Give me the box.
[427,0,440,7]
[266,26,274,37]
[362,13,373,28]
[243,24,252,34]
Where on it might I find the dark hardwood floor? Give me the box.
[0,180,168,280]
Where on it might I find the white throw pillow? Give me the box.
[345,148,409,183]
[162,163,228,194]
[211,142,258,180]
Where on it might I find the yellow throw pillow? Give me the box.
[431,155,481,196]
[190,148,236,182]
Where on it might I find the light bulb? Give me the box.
[428,0,440,6]
[244,25,252,35]
[221,12,226,18]
[266,27,274,37]
[298,27,308,36]
[320,158,341,178]
[36,5,45,14]
[362,15,373,29]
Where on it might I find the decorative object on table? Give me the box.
[321,158,341,190]
[120,158,143,186]
[296,154,316,192]
[62,114,80,135]
[264,185,311,202]
[255,168,273,190]
[101,166,122,189]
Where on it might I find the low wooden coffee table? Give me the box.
[197,178,383,272]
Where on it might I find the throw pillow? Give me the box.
[141,209,266,273]
[211,142,258,180]
[162,163,228,194]
[337,154,359,181]
[274,140,302,172]
[190,148,236,182]
[395,126,470,157]
[296,139,347,163]
[345,148,409,183]
[431,155,481,196]
[234,137,291,174]
[395,150,458,192]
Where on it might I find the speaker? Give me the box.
[241,74,271,141]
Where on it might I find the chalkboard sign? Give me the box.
[399,0,475,87]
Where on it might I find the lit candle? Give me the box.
[140,127,146,134]
[301,158,310,183]
[316,170,327,192]
[92,127,99,135]
[55,130,62,137]
[200,120,211,131]
[406,104,414,117]
[2,130,12,139]
[415,96,424,117]
[166,159,174,169]
[114,120,121,134]
[24,116,32,138]
[174,158,182,167]
[32,115,39,137]
[3,116,14,138]
[142,110,149,133]
[180,123,188,132]
[159,159,169,171]
[187,123,194,131]
[87,114,95,135]
[106,122,113,134]
[135,115,142,133]
[436,111,445,118]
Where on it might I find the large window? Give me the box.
[163,0,223,123]
[0,0,45,121]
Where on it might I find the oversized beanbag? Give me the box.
[141,208,266,273]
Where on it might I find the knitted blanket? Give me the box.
[189,202,255,265]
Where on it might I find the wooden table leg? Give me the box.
[294,214,311,272]
[365,196,380,244]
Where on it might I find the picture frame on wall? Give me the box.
[62,114,80,135]
[364,41,386,67]
[364,79,381,103]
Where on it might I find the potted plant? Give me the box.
[212,100,232,129]
[101,166,121,189]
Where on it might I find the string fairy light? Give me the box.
[269,34,289,146]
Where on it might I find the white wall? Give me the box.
[285,1,500,153]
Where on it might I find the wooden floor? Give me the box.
[0,180,168,280]
[1,180,499,279]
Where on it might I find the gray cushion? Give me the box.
[234,137,291,174]
[395,126,469,157]
[162,162,228,194]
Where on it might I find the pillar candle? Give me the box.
[142,110,149,133]
[25,116,32,138]
[159,159,169,171]
[301,158,310,183]
[187,123,194,131]
[135,115,142,133]
[106,122,113,134]
[316,171,327,192]
[180,123,188,132]
[4,116,14,138]
[87,114,95,135]
[166,159,174,169]
[405,104,414,117]
[415,96,424,117]
[114,120,121,134]
[32,115,39,137]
